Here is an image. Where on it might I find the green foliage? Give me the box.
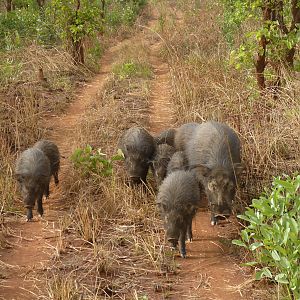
[86,40,105,71]
[0,8,39,50]
[105,0,147,28]
[0,56,23,84]
[233,174,300,299]
[113,60,152,79]
[70,145,124,177]
[221,0,300,80]
[48,0,102,44]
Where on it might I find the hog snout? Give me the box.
[129,176,143,184]
[211,203,232,216]
[167,238,178,250]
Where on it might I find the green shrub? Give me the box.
[85,40,104,71]
[113,61,152,79]
[70,145,124,177]
[233,174,300,299]
[105,0,147,28]
[0,9,39,50]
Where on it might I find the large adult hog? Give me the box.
[151,144,175,186]
[167,151,188,175]
[186,121,243,225]
[157,170,200,258]
[155,122,200,152]
[15,148,51,221]
[154,128,176,147]
[174,122,200,151]
[118,127,156,185]
[33,139,60,186]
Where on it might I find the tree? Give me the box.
[49,0,102,64]
[223,0,300,92]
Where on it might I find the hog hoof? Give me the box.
[211,216,218,226]
[180,252,187,258]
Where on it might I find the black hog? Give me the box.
[186,121,243,225]
[15,148,51,221]
[155,122,200,152]
[167,151,188,175]
[151,144,175,186]
[154,128,176,146]
[174,122,200,151]
[157,170,200,258]
[118,127,156,185]
[33,139,60,187]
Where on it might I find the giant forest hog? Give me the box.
[118,127,156,185]
[157,170,201,258]
[15,148,51,221]
[186,121,243,225]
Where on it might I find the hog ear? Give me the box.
[157,202,167,212]
[190,164,211,177]
[233,163,244,177]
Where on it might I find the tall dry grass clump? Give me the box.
[160,0,300,210]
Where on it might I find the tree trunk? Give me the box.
[36,0,45,8]
[6,0,13,12]
[100,0,105,20]
[71,0,84,65]
[285,0,300,67]
[72,39,85,65]
[256,35,267,90]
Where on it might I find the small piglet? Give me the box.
[151,144,175,186]
[157,170,200,258]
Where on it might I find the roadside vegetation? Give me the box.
[157,0,299,298]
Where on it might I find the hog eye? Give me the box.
[224,182,235,193]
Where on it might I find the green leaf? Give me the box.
[249,242,263,251]
[242,261,257,266]
[275,273,289,284]
[289,218,298,234]
[279,257,291,269]
[232,239,247,248]
[241,230,249,243]
[255,267,272,280]
[271,250,280,261]
[237,214,251,222]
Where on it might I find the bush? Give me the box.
[0,8,39,50]
[105,0,147,28]
[113,60,152,79]
[70,145,124,177]
[233,174,300,299]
